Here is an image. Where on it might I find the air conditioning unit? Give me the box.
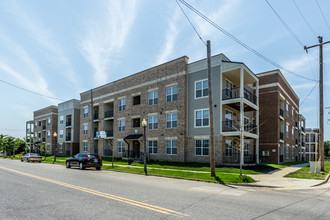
[262,151,270,156]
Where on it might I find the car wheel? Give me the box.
[39,161,41,163]
[66,161,71,168]
[79,162,84,170]
[96,166,101,170]
[27,159,30,163]
[21,159,23,162]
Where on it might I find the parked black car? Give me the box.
[66,153,102,170]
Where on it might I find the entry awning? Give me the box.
[124,134,143,140]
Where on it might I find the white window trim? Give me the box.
[165,136,178,140]
[194,78,208,99]
[147,88,158,92]
[195,139,209,156]
[166,112,178,129]
[194,108,210,128]
[166,140,177,155]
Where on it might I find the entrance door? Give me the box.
[132,141,140,158]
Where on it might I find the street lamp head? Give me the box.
[53,132,57,137]
[142,119,147,127]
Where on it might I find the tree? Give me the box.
[39,143,49,160]
[325,141,330,157]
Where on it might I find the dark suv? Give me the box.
[66,153,102,170]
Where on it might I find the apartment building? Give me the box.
[25,120,34,153]
[57,99,80,156]
[305,128,319,161]
[299,114,306,160]
[33,105,58,154]
[79,54,259,165]
[257,70,300,164]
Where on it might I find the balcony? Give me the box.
[105,130,114,138]
[66,120,72,127]
[222,120,257,134]
[104,110,114,118]
[280,132,284,140]
[93,112,99,120]
[66,135,71,141]
[295,121,298,127]
[42,125,46,130]
[42,138,45,142]
[222,87,257,105]
[301,127,305,132]
[280,109,284,117]
[295,139,298,145]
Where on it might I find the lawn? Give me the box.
[284,161,330,180]
[259,161,308,169]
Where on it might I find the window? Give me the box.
[286,103,289,116]
[47,118,51,126]
[244,143,249,156]
[132,118,140,128]
[38,133,41,138]
[292,109,294,120]
[83,142,88,152]
[83,107,88,118]
[148,91,158,105]
[225,139,232,156]
[148,140,157,154]
[119,98,126,111]
[195,109,209,127]
[38,121,41,126]
[195,79,208,98]
[118,119,125,132]
[59,143,63,153]
[286,124,289,137]
[166,113,177,128]
[118,141,125,153]
[47,130,50,139]
[35,121,37,127]
[47,144,50,152]
[286,145,289,159]
[195,139,209,156]
[83,124,88,135]
[292,146,295,159]
[59,116,64,124]
[166,140,177,155]
[225,110,233,128]
[292,127,294,139]
[133,95,141,105]
[225,79,233,98]
[59,130,63,138]
[34,132,37,138]
[148,115,158,130]
[166,86,177,102]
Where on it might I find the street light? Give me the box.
[141,118,148,175]
[53,132,57,164]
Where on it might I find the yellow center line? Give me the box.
[0,166,188,217]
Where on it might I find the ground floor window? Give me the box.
[118,141,125,153]
[83,142,88,152]
[148,140,157,154]
[225,139,232,156]
[166,140,177,155]
[195,139,209,156]
[244,143,249,156]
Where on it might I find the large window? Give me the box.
[148,140,157,154]
[83,107,88,118]
[166,113,177,128]
[118,119,125,132]
[83,124,88,135]
[59,116,64,124]
[166,140,177,155]
[244,143,249,156]
[166,86,177,102]
[195,139,209,156]
[195,79,208,98]
[225,109,233,128]
[225,79,233,98]
[195,109,209,127]
[225,139,232,156]
[83,142,88,152]
[118,141,125,153]
[118,98,126,111]
[148,115,158,130]
[148,91,158,106]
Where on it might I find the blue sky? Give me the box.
[0,0,329,140]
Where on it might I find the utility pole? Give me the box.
[90,89,94,154]
[207,40,216,177]
[304,36,330,171]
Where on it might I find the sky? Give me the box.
[0,0,329,141]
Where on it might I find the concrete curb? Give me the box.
[311,172,330,187]
[230,183,281,188]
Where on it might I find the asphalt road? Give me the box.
[0,159,330,220]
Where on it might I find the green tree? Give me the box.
[325,141,330,157]
[39,143,49,160]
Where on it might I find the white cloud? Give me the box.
[153,7,181,66]
[79,0,136,86]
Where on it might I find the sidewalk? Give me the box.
[246,163,329,189]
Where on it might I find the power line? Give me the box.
[292,0,317,38]
[300,81,319,106]
[177,0,318,82]
[265,0,304,47]
[176,0,206,46]
[0,79,64,101]
[315,0,330,31]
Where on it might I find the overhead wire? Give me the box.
[315,0,330,32]
[292,0,317,38]
[300,81,319,106]
[265,0,304,47]
[177,0,318,82]
[0,79,65,101]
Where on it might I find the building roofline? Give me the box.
[58,99,80,105]
[256,69,300,102]
[188,53,231,66]
[80,56,189,95]
[33,105,58,114]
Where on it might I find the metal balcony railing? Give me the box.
[105,130,113,137]
[222,87,257,105]
[93,112,99,120]
[222,120,257,134]
[280,132,284,140]
[66,120,72,127]
[222,153,256,164]
[104,110,114,118]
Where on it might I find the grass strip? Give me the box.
[284,161,330,180]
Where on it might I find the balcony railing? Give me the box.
[295,139,298,145]
[42,138,45,142]
[295,121,298,127]
[280,109,284,117]
[280,132,284,140]
[302,142,305,147]
[222,153,256,164]
[42,125,46,130]
[105,130,113,137]
[301,127,305,132]
[93,112,99,120]
[222,88,257,105]
[222,120,257,134]
[104,110,114,118]
[66,135,71,141]
[66,120,72,127]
